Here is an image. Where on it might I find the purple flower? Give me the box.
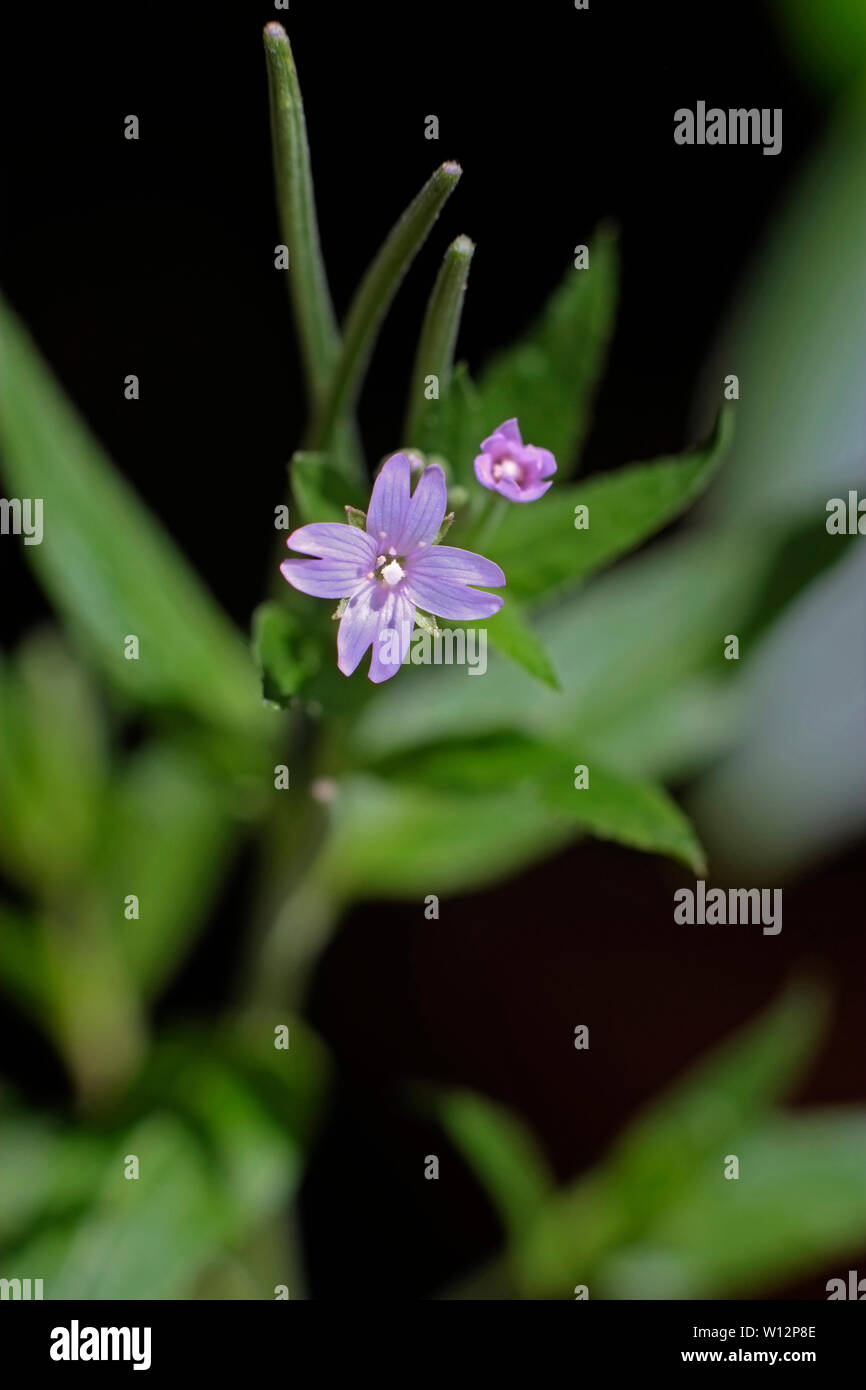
[280,452,505,683]
[474,417,556,502]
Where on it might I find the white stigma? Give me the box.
[381,558,404,586]
[493,457,522,481]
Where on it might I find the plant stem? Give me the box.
[309,162,463,451]
[403,234,474,447]
[473,493,509,549]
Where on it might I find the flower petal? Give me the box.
[407,545,505,588]
[524,445,557,480]
[285,522,377,564]
[366,453,411,548]
[404,572,504,621]
[511,478,553,502]
[337,581,385,676]
[474,454,497,489]
[281,559,368,599]
[368,589,416,684]
[399,463,448,553]
[481,417,522,452]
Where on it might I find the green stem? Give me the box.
[310,161,463,451]
[403,234,474,447]
[473,493,509,549]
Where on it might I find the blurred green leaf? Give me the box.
[482,599,561,689]
[0,1111,109,1248]
[0,906,45,1021]
[99,744,237,997]
[772,0,866,95]
[418,361,486,488]
[290,450,365,526]
[45,1115,227,1299]
[515,981,827,1295]
[476,225,619,474]
[0,292,264,736]
[486,408,733,604]
[605,1110,866,1299]
[320,774,575,900]
[437,1090,555,1237]
[0,631,106,892]
[253,600,322,707]
[543,764,705,873]
[350,528,775,774]
[371,731,704,873]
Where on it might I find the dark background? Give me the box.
[2,1,862,1299]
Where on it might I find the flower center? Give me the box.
[378,556,405,586]
[492,456,523,484]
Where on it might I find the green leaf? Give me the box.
[607,1110,866,1299]
[486,407,734,604]
[476,224,619,473]
[350,527,773,771]
[0,1112,109,1248]
[543,764,705,873]
[0,631,106,893]
[370,731,704,873]
[607,979,827,1219]
[515,981,827,1295]
[311,162,462,450]
[289,450,365,525]
[436,1090,555,1236]
[481,599,561,690]
[100,743,237,997]
[253,600,322,707]
[418,360,486,488]
[319,774,575,901]
[403,234,475,446]
[46,1115,228,1299]
[0,293,264,737]
[0,906,46,1022]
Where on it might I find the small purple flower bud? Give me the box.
[474,418,557,502]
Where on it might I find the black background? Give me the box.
[2,1,863,1300]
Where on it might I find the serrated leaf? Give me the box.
[543,764,706,873]
[368,732,705,874]
[476,225,619,473]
